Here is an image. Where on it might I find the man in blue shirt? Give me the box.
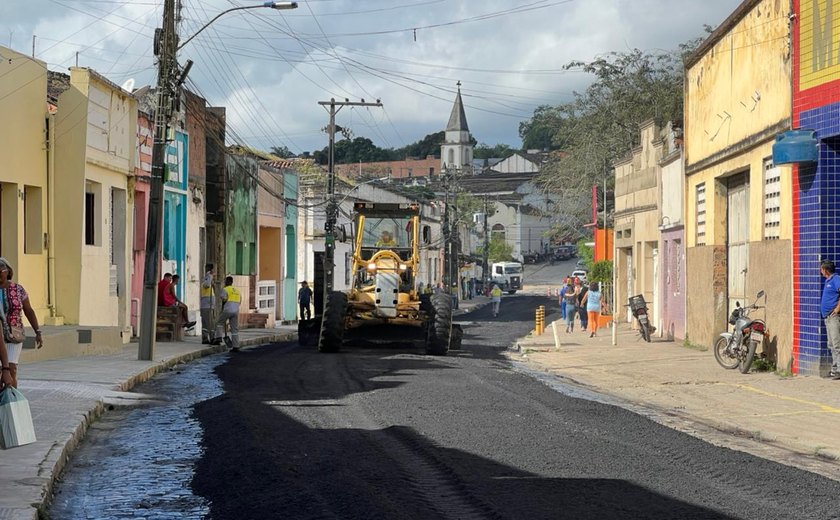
[820,260,840,379]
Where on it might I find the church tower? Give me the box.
[441,82,473,173]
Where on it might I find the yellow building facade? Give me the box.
[684,0,793,366]
[0,46,50,323]
[54,68,136,335]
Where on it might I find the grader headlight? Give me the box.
[367,262,377,271]
[398,264,408,271]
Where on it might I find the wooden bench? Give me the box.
[156,306,184,342]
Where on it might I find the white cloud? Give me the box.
[1,0,740,153]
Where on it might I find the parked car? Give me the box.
[572,269,588,283]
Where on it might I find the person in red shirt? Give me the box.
[158,273,195,328]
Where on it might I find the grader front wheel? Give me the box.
[318,291,348,353]
[425,293,452,356]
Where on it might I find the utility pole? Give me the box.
[482,193,490,293]
[441,168,450,290]
[138,0,177,361]
[317,98,382,299]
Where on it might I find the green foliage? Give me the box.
[589,260,613,283]
[474,142,515,160]
[452,192,485,231]
[310,131,488,166]
[270,145,295,158]
[396,131,445,159]
[752,357,776,372]
[519,35,707,240]
[576,239,593,270]
[483,235,514,262]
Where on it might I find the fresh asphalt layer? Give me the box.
[58,293,834,519]
[35,278,840,519]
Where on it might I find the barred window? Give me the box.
[763,158,781,240]
[696,183,706,246]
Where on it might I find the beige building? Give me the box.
[54,68,137,336]
[614,120,667,327]
[683,0,792,364]
[0,46,51,324]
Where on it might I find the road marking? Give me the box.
[732,384,840,414]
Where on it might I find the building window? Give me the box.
[429,167,434,176]
[407,168,413,178]
[492,223,506,241]
[763,158,781,240]
[24,186,43,254]
[84,181,101,246]
[236,241,244,274]
[696,183,706,246]
[448,149,454,165]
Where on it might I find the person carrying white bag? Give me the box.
[0,332,36,449]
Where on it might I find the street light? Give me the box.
[178,2,298,50]
[138,0,299,361]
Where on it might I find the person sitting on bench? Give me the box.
[158,273,196,328]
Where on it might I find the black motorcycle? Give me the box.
[628,294,655,342]
[714,290,767,374]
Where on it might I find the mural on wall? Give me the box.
[225,154,258,275]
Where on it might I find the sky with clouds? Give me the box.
[1,0,740,155]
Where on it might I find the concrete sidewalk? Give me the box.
[0,328,295,520]
[510,318,840,476]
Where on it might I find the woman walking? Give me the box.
[0,258,43,387]
[563,281,578,333]
[586,281,603,338]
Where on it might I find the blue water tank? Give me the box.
[772,130,819,165]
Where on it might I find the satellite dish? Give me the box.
[121,78,135,93]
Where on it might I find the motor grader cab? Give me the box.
[316,202,454,355]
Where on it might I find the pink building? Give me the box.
[130,111,153,336]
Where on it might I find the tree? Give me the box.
[270,145,294,158]
[474,142,515,160]
[484,235,514,262]
[576,238,594,270]
[519,35,707,240]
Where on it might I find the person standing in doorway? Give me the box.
[200,264,216,344]
[0,258,43,388]
[821,260,840,379]
[214,276,241,351]
[298,281,313,321]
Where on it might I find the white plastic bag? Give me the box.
[0,387,36,449]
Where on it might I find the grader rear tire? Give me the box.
[318,291,347,353]
[425,293,452,356]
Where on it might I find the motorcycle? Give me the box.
[628,294,655,343]
[713,290,767,374]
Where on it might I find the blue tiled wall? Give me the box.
[797,102,840,375]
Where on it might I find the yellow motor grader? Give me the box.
[316,202,455,355]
